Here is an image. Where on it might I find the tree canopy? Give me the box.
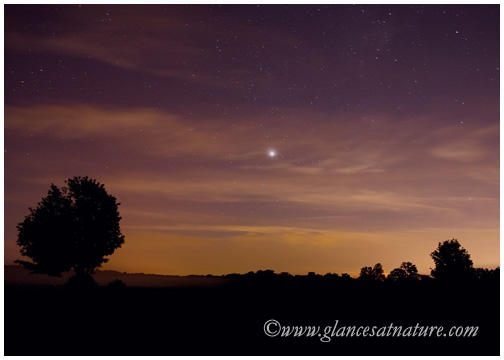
[359,263,385,281]
[430,239,474,280]
[16,176,125,278]
[387,262,419,281]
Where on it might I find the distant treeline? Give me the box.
[221,266,499,282]
[220,238,499,284]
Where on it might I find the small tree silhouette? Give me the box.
[388,262,419,281]
[474,267,500,281]
[430,239,474,281]
[387,267,407,281]
[359,263,385,281]
[16,176,125,282]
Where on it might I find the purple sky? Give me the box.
[5,5,499,275]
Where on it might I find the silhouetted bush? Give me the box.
[474,267,500,281]
[107,279,127,289]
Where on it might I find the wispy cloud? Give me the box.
[5,103,499,274]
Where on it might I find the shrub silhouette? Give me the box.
[16,176,125,281]
[359,263,385,281]
[107,279,127,289]
[430,239,474,281]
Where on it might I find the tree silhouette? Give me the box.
[16,176,125,280]
[341,273,352,280]
[387,268,407,281]
[430,239,474,281]
[388,262,419,281]
[474,267,499,281]
[359,263,385,281]
[401,262,418,278]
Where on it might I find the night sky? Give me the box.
[5,5,499,275]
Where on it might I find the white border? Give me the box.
[1,1,502,359]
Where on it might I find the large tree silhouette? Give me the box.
[16,176,125,280]
[430,239,474,281]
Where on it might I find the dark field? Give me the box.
[5,275,499,355]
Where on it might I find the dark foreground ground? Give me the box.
[5,276,499,355]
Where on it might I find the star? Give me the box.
[268,149,277,158]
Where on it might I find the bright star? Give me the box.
[268,149,277,158]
